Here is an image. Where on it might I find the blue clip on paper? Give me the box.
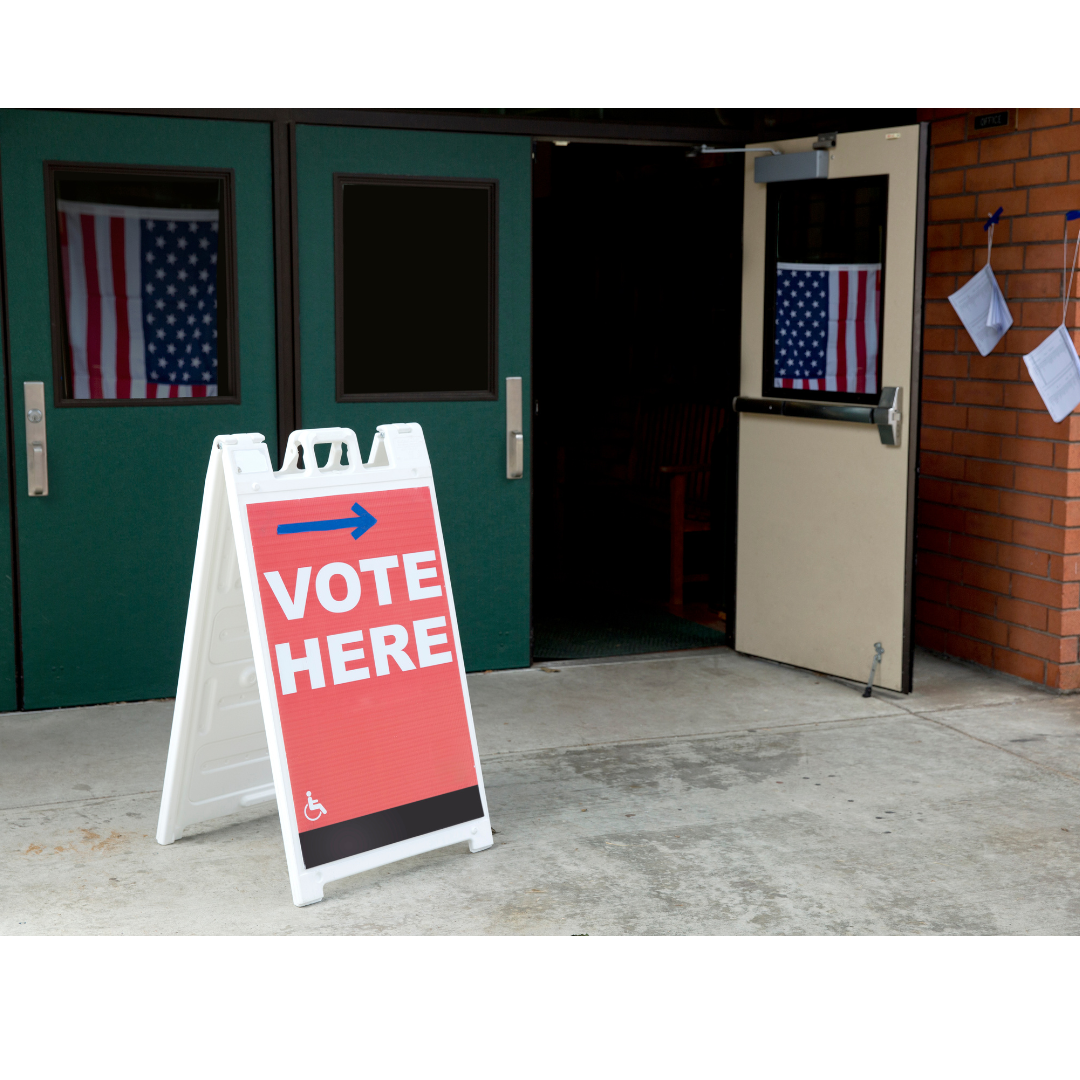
[984,206,1004,230]
[1067,210,1080,221]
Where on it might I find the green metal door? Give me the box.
[0,110,277,709]
[294,125,531,671]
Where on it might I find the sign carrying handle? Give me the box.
[279,427,366,475]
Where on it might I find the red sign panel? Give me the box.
[245,484,481,867]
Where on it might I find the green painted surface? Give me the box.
[295,125,531,671]
[0,110,277,709]
[0,261,16,712]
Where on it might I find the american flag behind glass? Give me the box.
[58,200,219,399]
[773,262,881,394]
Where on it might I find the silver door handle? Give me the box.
[734,386,903,447]
[24,382,48,496]
[506,376,524,479]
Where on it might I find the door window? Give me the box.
[334,175,497,401]
[763,174,889,403]
[45,164,238,403]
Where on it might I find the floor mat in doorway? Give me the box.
[533,608,726,661]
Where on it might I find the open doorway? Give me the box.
[531,140,744,661]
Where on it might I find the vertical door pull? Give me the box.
[506,376,524,479]
[24,382,48,497]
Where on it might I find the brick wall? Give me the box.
[917,109,1080,690]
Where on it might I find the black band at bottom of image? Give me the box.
[299,785,485,868]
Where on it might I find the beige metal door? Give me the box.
[735,124,926,692]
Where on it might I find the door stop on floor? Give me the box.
[862,642,884,698]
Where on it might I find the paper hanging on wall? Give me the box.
[948,206,1012,357]
[947,263,1012,357]
[1022,325,1080,424]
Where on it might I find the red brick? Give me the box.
[930,171,966,196]
[964,458,1013,487]
[920,502,966,531]
[979,132,1030,162]
[952,483,999,513]
[930,194,978,221]
[1052,499,1080,526]
[1013,520,1065,551]
[967,407,1016,434]
[932,118,968,145]
[977,191,1026,219]
[1032,126,1080,157]
[999,543,1050,575]
[963,219,1006,247]
[1049,554,1080,580]
[970,356,1019,381]
[917,575,950,603]
[965,511,1013,542]
[1012,575,1068,607]
[1029,182,1080,213]
[927,223,962,248]
[919,476,952,502]
[961,611,1009,644]
[999,491,1053,522]
[1018,412,1080,439]
[1014,466,1066,496]
[953,534,998,564]
[915,623,948,653]
[997,597,1048,630]
[972,247,1022,271]
[918,527,952,554]
[927,248,973,273]
[924,353,968,378]
[922,378,955,403]
[967,163,1014,192]
[923,327,957,352]
[920,427,952,454]
[1001,383,1045,410]
[1001,437,1054,467]
[917,599,960,631]
[920,451,965,481]
[918,552,964,582]
[1025,243,1075,269]
[952,431,1001,459]
[955,381,1003,406]
[945,632,993,667]
[1019,109,1072,130]
[992,647,1046,684]
[950,583,996,615]
[922,402,968,430]
[963,562,1011,594]
[1020,299,1063,325]
[926,300,963,327]
[932,142,979,170]
[1009,625,1077,662]
[1016,156,1069,187]
[1047,609,1080,636]
[1006,328,1059,355]
[1013,215,1063,243]
[925,276,957,300]
[1071,154,1080,181]
[1053,443,1080,469]
[1045,662,1080,689]
[1006,272,1062,299]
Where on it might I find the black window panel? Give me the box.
[45,163,238,405]
[337,178,497,400]
[763,174,889,404]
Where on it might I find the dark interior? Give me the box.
[531,141,744,657]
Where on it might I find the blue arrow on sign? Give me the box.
[277,502,377,540]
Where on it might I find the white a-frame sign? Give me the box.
[156,426,493,906]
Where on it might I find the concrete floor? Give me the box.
[3,646,1080,934]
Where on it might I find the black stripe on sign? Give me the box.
[299,786,485,869]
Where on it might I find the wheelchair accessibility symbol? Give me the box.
[304,791,328,822]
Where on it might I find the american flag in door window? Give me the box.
[773,262,881,394]
[57,200,220,399]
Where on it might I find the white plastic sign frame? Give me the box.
[157,425,493,906]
